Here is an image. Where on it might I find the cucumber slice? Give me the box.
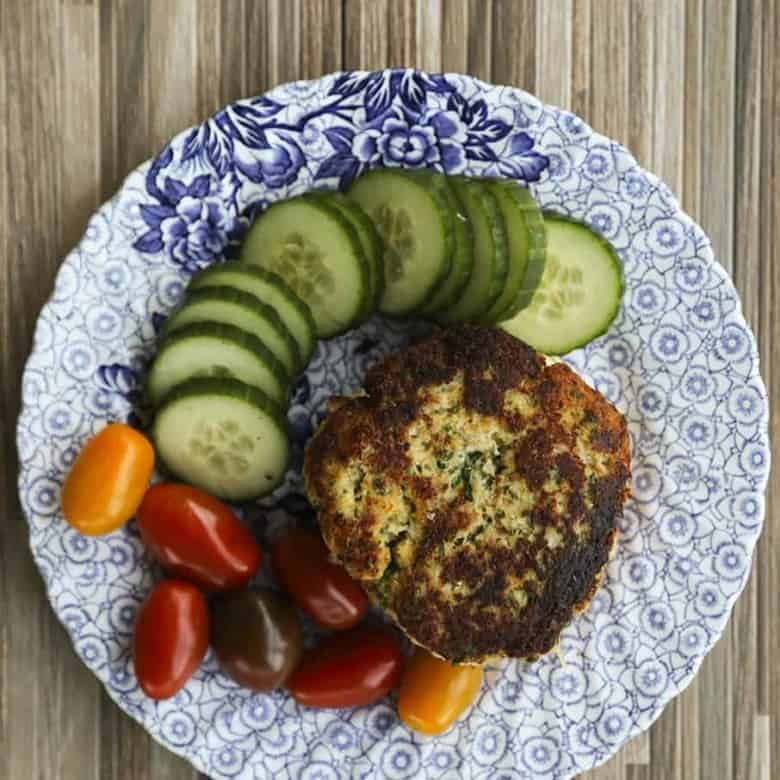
[500,214,623,355]
[153,377,289,501]
[147,322,289,407]
[480,181,546,322]
[165,287,301,380]
[240,196,369,339]
[419,177,475,315]
[435,177,509,324]
[305,191,384,317]
[189,263,317,366]
[348,169,453,316]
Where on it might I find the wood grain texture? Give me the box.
[0,1,776,778]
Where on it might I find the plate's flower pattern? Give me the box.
[132,69,548,242]
[233,129,307,189]
[356,116,441,169]
[16,70,768,780]
[378,117,439,166]
[134,166,233,273]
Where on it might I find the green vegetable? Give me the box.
[189,263,317,367]
[240,195,370,339]
[500,213,623,354]
[153,377,289,501]
[348,168,454,316]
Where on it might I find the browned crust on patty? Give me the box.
[304,325,631,663]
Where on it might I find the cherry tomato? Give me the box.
[137,484,262,591]
[287,626,402,708]
[62,423,154,536]
[133,580,209,700]
[398,648,483,735]
[211,588,303,691]
[272,527,368,629]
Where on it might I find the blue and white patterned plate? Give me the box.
[17,70,770,779]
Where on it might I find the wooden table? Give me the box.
[0,1,776,778]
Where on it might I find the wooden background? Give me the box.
[0,1,776,778]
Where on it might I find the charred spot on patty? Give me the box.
[304,325,631,663]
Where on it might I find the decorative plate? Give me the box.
[17,70,770,779]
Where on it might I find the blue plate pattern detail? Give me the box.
[17,70,769,779]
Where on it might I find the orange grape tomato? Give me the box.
[61,423,155,536]
[398,648,484,736]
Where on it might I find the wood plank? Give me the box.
[148,0,199,149]
[623,732,651,766]
[466,0,492,81]
[414,0,439,72]
[197,0,248,114]
[100,0,151,196]
[731,3,763,780]
[244,0,271,95]
[98,0,118,198]
[300,0,343,79]
[61,1,102,248]
[220,0,247,103]
[0,3,104,780]
[581,753,621,780]
[570,0,591,119]
[441,0,469,73]
[753,715,772,780]
[652,0,685,195]
[699,0,737,274]
[491,0,536,92]
[0,0,7,664]
[343,0,389,71]
[99,701,158,780]
[535,0,571,108]
[758,0,779,771]
[388,0,417,67]
[682,0,704,219]
[45,0,106,771]
[587,0,629,140]
[267,0,302,87]
[4,6,45,780]
[0,9,37,780]
[196,0,221,117]
[627,0,654,168]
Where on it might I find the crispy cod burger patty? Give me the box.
[304,325,631,664]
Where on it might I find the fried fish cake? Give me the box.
[304,326,631,663]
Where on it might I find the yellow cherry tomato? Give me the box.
[62,423,154,536]
[398,648,483,735]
